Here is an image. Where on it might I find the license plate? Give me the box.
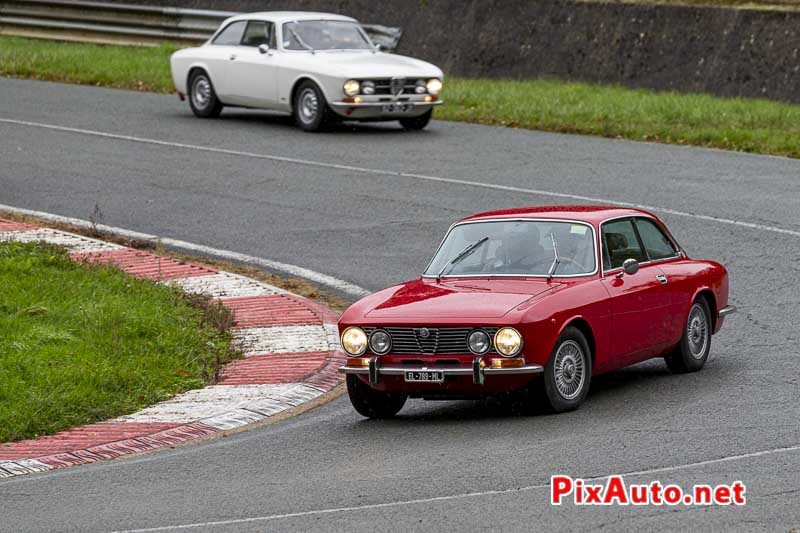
[382,103,415,113]
[404,370,444,383]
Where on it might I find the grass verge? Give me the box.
[0,241,237,443]
[1,35,798,157]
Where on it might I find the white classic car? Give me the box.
[170,11,444,131]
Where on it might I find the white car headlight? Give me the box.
[341,327,368,355]
[343,79,360,96]
[368,329,392,355]
[468,329,491,355]
[426,78,443,96]
[362,80,376,95]
[494,327,523,357]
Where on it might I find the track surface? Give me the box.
[1,77,798,532]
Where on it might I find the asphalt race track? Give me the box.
[1,77,799,532]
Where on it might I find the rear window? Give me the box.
[636,218,678,260]
[212,21,246,46]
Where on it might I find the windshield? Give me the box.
[282,20,373,51]
[424,220,597,277]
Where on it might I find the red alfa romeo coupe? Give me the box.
[338,206,735,418]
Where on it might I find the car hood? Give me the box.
[309,51,442,78]
[363,278,559,320]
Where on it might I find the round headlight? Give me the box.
[414,79,426,94]
[343,79,360,96]
[362,80,376,95]
[341,327,367,355]
[369,329,392,354]
[494,327,523,357]
[468,329,491,355]
[426,78,443,96]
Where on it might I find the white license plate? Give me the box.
[404,370,444,383]
[382,103,415,113]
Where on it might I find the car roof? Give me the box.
[225,11,357,25]
[459,205,658,225]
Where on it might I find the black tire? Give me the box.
[293,81,332,132]
[399,109,433,130]
[665,298,712,374]
[537,326,593,413]
[188,70,223,118]
[346,375,407,419]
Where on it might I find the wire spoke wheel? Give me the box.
[686,303,709,359]
[553,340,586,400]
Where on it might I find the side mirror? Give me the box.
[258,44,270,55]
[619,258,640,277]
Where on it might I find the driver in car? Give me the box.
[484,224,547,273]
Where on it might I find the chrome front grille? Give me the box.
[364,327,499,355]
[369,78,424,95]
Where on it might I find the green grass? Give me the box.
[0,241,237,443]
[0,36,177,92]
[1,35,798,157]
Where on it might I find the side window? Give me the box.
[635,218,677,260]
[601,219,647,270]
[241,20,275,47]
[212,21,246,46]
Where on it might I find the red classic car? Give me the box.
[338,206,735,418]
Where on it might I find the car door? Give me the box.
[205,20,248,99]
[633,216,688,346]
[600,218,674,365]
[225,20,279,107]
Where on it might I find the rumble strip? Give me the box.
[0,218,346,478]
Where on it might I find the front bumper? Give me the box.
[338,356,544,386]
[329,99,443,119]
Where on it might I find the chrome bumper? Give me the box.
[338,356,544,386]
[719,305,737,318]
[329,100,444,109]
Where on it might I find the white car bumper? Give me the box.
[329,99,443,120]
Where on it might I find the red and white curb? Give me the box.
[0,218,346,478]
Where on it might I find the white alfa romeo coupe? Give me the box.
[170,11,444,131]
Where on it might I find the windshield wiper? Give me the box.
[288,26,315,54]
[436,237,489,282]
[547,233,560,281]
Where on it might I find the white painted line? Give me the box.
[111,442,800,532]
[0,228,122,254]
[233,325,332,356]
[163,272,283,299]
[198,409,266,431]
[0,202,370,298]
[2,117,800,239]
[111,383,316,424]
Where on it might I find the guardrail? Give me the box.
[0,0,401,48]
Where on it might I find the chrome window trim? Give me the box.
[599,214,683,277]
[421,218,599,280]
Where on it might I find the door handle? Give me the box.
[656,274,668,284]
[229,54,237,60]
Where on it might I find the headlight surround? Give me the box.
[343,79,360,96]
[468,329,491,355]
[368,329,392,355]
[341,326,368,356]
[426,78,443,96]
[362,80,376,95]
[494,327,523,357]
